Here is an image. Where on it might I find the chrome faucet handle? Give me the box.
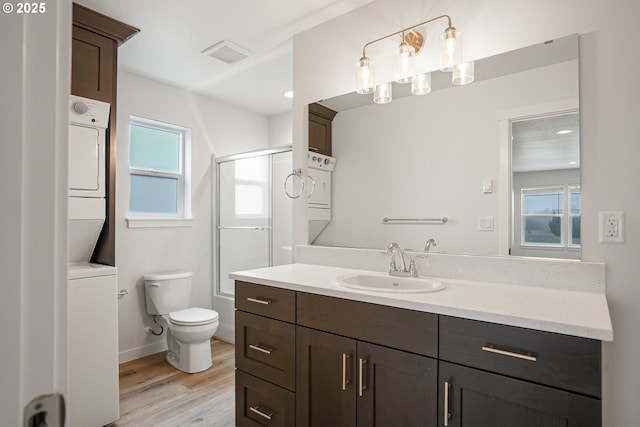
[388,254,398,272]
[408,256,418,278]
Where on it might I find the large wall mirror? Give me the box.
[309,34,580,259]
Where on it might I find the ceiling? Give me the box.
[512,112,580,173]
[76,0,375,117]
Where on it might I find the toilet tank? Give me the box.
[143,271,193,315]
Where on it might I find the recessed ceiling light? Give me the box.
[283,91,294,99]
[556,129,572,135]
[569,161,578,165]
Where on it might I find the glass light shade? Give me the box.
[356,56,375,94]
[395,42,416,84]
[373,82,392,104]
[452,61,474,85]
[411,73,432,95]
[439,26,462,72]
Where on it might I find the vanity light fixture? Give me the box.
[452,61,475,85]
[356,15,471,102]
[373,82,393,104]
[411,72,432,95]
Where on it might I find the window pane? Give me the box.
[523,190,563,215]
[130,174,178,214]
[524,216,562,244]
[570,188,581,215]
[571,216,581,245]
[130,124,180,172]
[235,184,265,216]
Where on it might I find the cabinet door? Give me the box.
[72,25,115,103]
[439,361,601,427]
[297,327,356,427]
[308,113,332,156]
[357,342,437,427]
[68,274,119,426]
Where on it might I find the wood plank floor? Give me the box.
[114,339,235,427]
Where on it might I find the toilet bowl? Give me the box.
[143,272,219,373]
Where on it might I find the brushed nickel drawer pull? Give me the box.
[249,344,273,355]
[482,345,537,362]
[444,381,451,426]
[358,358,367,397]
[247,297,271,305]
[341,353,351,391]
[249,405,273,420]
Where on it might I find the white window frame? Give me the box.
[126,116,192,228]
[520,186,565,248]
[568,184,581,249]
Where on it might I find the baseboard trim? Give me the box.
[119,340,167,364]
[215,325,235,344]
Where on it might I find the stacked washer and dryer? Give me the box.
[67,95,119,427]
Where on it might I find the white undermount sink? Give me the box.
[335,273,446,294]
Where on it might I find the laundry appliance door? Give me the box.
[69,123,104,197]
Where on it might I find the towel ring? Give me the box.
[285,169,316,199]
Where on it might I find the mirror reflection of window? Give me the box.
[511,112,580,259]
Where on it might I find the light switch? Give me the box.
[478,216,494,231]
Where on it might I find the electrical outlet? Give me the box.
[599,211,625,243]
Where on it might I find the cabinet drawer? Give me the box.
[439,316,601,397]
[236,281,296,322]
[297,292,437,358]
[236,370,295,427]
[236,311,296,391]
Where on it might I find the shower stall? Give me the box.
[213,146,292,341]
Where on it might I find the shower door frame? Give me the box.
[213,145,292,342]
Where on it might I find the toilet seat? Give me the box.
[169,307,219,326]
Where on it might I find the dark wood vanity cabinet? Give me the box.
[439,362,600,427]
[296,293,438,426]
[308,103,338,156]
[297,327,437,427]
[235,282,297,426]
[234,281,603,427]
[439,316,601,427]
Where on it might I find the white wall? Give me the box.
[314,61,577,254]
[116,71,270,362]
[292,0,640,424]
[269,112,293,147]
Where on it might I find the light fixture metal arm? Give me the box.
[361,14,453,57]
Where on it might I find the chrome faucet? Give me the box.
[424,238,437,252]
[386,242,418,278]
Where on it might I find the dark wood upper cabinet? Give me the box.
[308,103,338,156]
[71,3,139,266]
[72,25,114,102]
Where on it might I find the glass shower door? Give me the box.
[217,155,271,295]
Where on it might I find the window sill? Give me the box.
[126,217,194,229]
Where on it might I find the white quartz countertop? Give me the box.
[230,263,613,341]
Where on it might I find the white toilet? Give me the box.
[143,271,219,373]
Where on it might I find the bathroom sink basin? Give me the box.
[335,273,445,294]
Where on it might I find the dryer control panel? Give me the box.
[308,152,336,171]
[69,95,110,128]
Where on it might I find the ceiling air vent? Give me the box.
[201,40,252,64]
